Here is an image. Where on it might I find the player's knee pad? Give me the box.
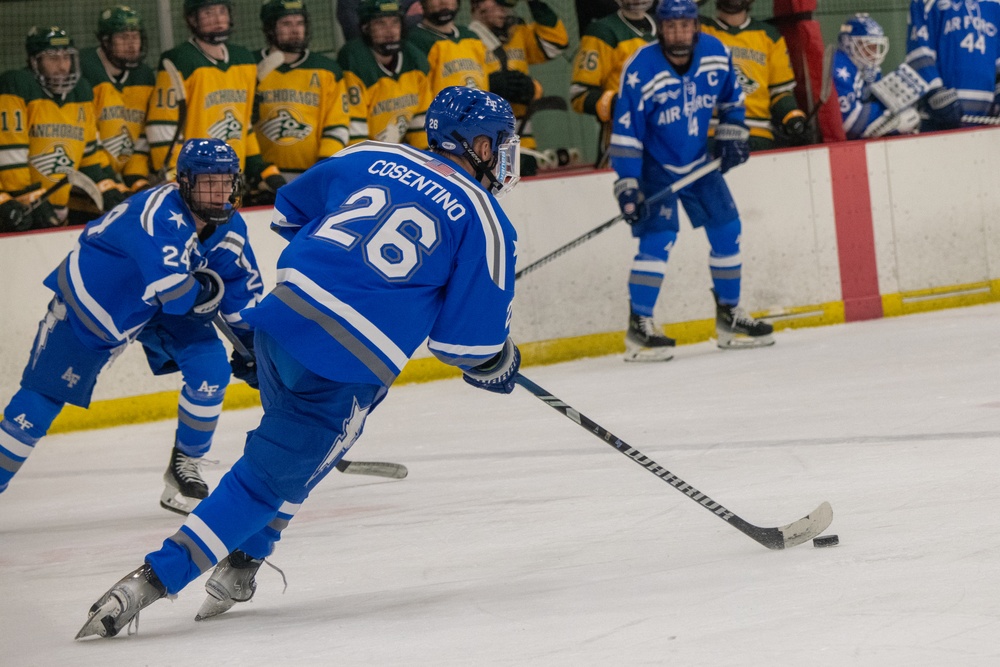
[178,344,232,400]
[2,388,64,442]
[705,217,741,257]
[637,229,678,262]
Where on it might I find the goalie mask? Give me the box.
[359,0,404,57]
[177,139,241,226]
[260,0,310,54]
[26,26,81,97]
[97,6,147,70]
[426,87,520,198]
[839,13,888,71]
[657,0,700,60]
[184,0,234,45]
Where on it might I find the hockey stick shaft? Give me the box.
[514,374,832,550]
[514,158,721,280]
[517,95,568,137]
[802,45,836,127]
[961,114,1000,126]
[212,315,408,480]
[156,59,187,180]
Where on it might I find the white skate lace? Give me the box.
[637,316,659,336]
[174,455,219,483]
[263,559,289,594]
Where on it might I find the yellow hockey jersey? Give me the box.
[406,24,488,95]
[80,47,154,188]
[700,16,801,142]
[0,69,108,208]
[570,11,655,121]
[146,40,264,176]
[338,40,432,148]
[254,49,350,177]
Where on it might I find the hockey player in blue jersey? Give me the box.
[834,14,921,139]
[610,0,772,362]
[0,138,263,515]
[76,86,522,639]
[906,0,1000,131]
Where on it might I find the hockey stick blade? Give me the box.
[514,158,721,279]
[514,374,832,550]
[257,50,285,82]
[66,170,104,210]
[335,459,408,479]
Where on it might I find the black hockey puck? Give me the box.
[813,534,839,548]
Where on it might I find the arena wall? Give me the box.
[2,127,998,433]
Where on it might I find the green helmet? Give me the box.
[25,26,81,96]
[260,0,310,52]
[97,6,146,70]
[184,0,234,44]
[358,0,403,25]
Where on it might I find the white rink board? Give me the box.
[3,128,1000,405]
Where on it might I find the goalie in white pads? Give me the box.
[610,0,773,361]
[833,14,921,140]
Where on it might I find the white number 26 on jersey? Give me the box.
[312,186,440,281]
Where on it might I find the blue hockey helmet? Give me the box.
[656,0,699,21]
[426,86,521,198]
[656,0,699,60]
[839,13,888,70]
[176,138,241,225]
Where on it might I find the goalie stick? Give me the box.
[515,374,833,550]
[212,315,408,480]
[514,158,722,280]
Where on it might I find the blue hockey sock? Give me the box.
[628,231,676,316]
[706,219,742,306]
[238,499,302,560]
[0,389,64,492]
[175,382,226,457]
[146,458,283,594]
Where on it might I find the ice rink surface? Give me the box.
[2,303,999,666]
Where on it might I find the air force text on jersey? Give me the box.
[368,158,467,221]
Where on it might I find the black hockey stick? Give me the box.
[514,158,722,280]
[26,170,103,214]
[801,44,837,139]
[514,374,833,550]
[517,95,568,137]
[212,315,408,480]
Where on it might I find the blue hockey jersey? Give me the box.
[609,35,745,184]
[200,218,265,333]
[833,50,892,139]
[43,185,210,350]
[906,0,1000,118]
[243,140,517,387]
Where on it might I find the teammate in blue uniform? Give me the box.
[0,139,262,515]
[77,86,523,639]
[834,14,920,140]
[905,0,1000,131]
[609,0,772,362]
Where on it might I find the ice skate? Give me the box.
[75,564,166,639]
[713,290,774,349]
[160,445,209,515]
[195,550,264,621]
[624,311,675,362]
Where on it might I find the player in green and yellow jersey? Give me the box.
[700,0,807,150]
[254,0,350,183]
[406,0,489,94]
[338,0,432,147]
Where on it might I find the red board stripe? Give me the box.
[828,142,883,321]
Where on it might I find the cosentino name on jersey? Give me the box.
[442,58,481,77]
[368,160,467,221]
[203,89,248,109]
[99,106,146,124]
[728,46,766,66]
[29,124,85,140]
[372,94,419,116]
[258,89,320,107]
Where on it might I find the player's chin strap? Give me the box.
[450,130,503,195]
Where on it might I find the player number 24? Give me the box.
[312,186,439,281]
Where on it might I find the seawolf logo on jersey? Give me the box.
[734,66,759,96]
[259,109,313,144]
[208,110,244,141]
[104,126,136,160]
[29,145,75,177]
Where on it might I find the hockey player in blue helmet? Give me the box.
[0,137,264,521]
[426,85,521,197]
[610,0,773,361]
[77,88,521,638]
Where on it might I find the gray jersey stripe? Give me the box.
[273,284,399,386]
[168,529,215,574]
[57,259,114,344]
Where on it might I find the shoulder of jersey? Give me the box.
[79,48,109,85]
[584,13,641,45]
[405,25,439,51]
[0,67,46,100]
[455,24,482,41]
[299,50,343,75]
[139,185,195,236]
[224,44,258,65]
[697,32,729,56]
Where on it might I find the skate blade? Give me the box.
[195,595,237,621]
[716,332,775,349]
[623,341,674,362]
[75,597,120,639]
[160,487,198,516]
